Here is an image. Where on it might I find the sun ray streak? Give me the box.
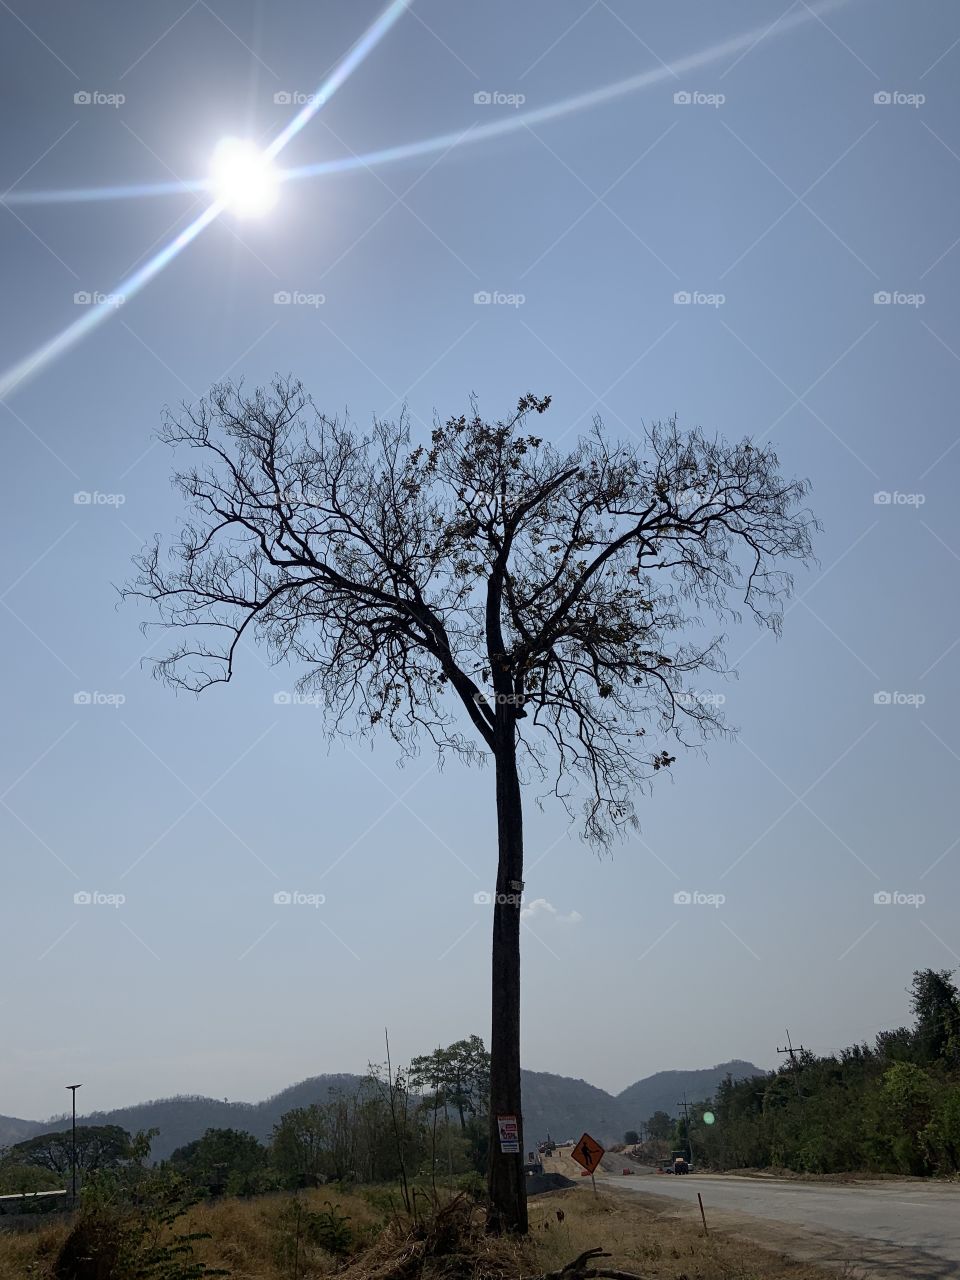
[0,0,414,400]
[0,201,222,400]
[5,0,854,211]
[0,0,855,400]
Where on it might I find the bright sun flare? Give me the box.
[210,138,279,217]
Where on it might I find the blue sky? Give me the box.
[2,0,959,1122]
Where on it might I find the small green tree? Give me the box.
[270,1106,333,1189]
[910,969,960,1068]
[645,1111,673,1142]
[873,1062,937,1174]
[170,1128,267,1197]
[623,1130,639,1145]
[409,1036,491,1131]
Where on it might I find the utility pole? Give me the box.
[777,1029,806,1066]
[66,1084,82,1205]
[677,1093,694,1164]
[777,1030,806,1100]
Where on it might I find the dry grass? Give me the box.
[527,1188,841,1280]
[0,1183,842,1280]
[0,1218,70,1280]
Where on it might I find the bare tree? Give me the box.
[125,379,815,1232]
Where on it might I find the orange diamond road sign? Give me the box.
[571,1132,604,1176]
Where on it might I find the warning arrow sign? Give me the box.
[570,1131,604,1176]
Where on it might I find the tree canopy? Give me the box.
[9,1125,133,1177]
[127,382,814,845]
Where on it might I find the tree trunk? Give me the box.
[486,730,528,1234]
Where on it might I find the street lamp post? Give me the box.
[66,1084,81,1205]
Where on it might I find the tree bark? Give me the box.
[486,728,528,1234]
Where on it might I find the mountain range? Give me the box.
[0,1061,763,1162]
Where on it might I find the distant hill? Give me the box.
[521,1070,626,1145]
[0,1113,46,1147]
[0,1062,763,1160]
[614,1061,764,1132]
[522,1060,764,1145]
[0,1075,366,1162]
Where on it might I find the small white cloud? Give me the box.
[520,897,582,925]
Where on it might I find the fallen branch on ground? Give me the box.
[543,1246,650,1280]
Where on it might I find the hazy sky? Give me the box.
[2,0,959,1123]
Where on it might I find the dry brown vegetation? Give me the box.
[0,1183,840,1280]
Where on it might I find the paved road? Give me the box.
[602,1172,960,1277]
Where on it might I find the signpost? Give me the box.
[497,1115,520,1154]
[570,1131,604,1195]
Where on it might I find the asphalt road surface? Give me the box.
[603,1172,960,1277]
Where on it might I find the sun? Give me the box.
[210,138,279,217]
